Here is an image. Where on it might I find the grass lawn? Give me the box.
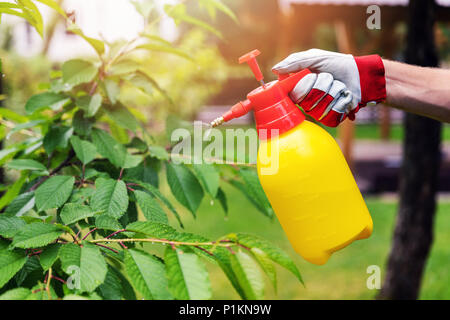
[162,185,450,300]
[324,123,450,141]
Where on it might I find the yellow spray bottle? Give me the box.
[211,50,373,265]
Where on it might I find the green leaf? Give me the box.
[124,157,158,187]
[97,265,122,300]
[43,126,73,154]
[39,243,61,271]
[104,103,138,132]
[126,221,178,240]
[103,79,120,104]
[0,107,28,123]
[6,159,47,172]
[0,173,27,211]
[216,188,228,215]
[59,243,107,293]
[124,249,172,300]
[148,145,169,160]
[232,168,274,218]
[35,0,67,18]
[91,178,128,218]
[232,233,303,285]
[95,215,122,231]
[199,0,238,22]
[164,247,211,300]
[0,287,35,300]
[73,110,94,136]
[251,247,277,292]
[0,216,26,238]
[166,163,204,217]
[11,223,63,249]
[60,203,95,225]
[230,250,265,300]
[126,180,183,228]
[91,129,142,168]
[67,23,105,56]
[76,93,102,117]
[35,175,75,211]
[109,59,140,76]
[70,136,97,165]
[25,92,71,114]
[192,164,219,197]
[0,250,27,289]
[134,190,167,224]
[62,59,98,87]
[4,192,35,218]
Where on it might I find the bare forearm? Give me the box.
[383,59,450,122]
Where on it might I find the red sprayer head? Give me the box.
[210,50,310,139]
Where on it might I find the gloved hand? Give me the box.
[272,49,386,127]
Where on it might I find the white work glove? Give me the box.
[272,49,386,127]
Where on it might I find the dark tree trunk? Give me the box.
[378,0,441,300]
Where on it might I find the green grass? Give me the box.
[323,123,450,141]
[168,185,450,300]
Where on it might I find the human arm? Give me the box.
[272,49,450,126]
[383,59,450,122]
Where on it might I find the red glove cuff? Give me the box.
[354,54,386,105]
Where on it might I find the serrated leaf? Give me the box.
[11,223,63,249]
[232,168,273,218]
[97,265,123,300]
[104,103,138,132]
[123,157,159,187]
[165,247,211,300]
[91,178,128,218]
[251,247,277,292]
[35,176,75,211]
[0,216,26,238]
[148,145,169,160]
[62,59,98,87]
[124,249,172,300]
[76,93,102,117]
[125,180,183,228]
[60,203,95,225]
[192,164,219,197]
[25,92,71,114]
[126,221,178,240]
[103,79,120,104]
[39,243,61,271]
[4,191,35,217]
[0,251,27,288]
[166,163,204,217]
[70,136,97,165]
[95,214,122,231]
[230,250,265,300]
[6,159,47,172]
[91,129,142,168]
[43,126,73,154]
[0,287,35,300]
[134,190,167,224]
[233,233,303,285]
[59,243,107,293]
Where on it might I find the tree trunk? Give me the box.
[378,0,441,300]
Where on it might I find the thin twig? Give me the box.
[95,243,119,254]
[82,227,98,240]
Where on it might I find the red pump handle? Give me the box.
[239,49,264,82]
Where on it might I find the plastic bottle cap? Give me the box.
[239,49,264,82]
